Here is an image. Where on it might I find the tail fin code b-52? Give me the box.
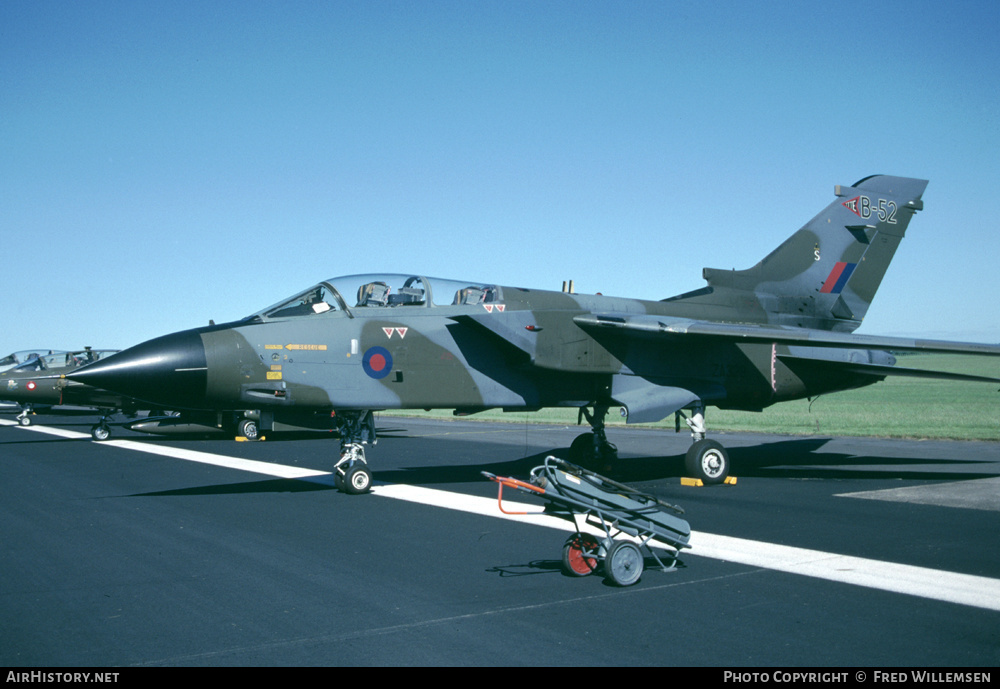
[664,174,927,332]
[66,174,1000,493]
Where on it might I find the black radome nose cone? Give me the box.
[68,329,208,409]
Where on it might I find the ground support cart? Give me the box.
[483,456,691,586]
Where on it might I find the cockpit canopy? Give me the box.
[251,274,502,321]
[6,349,118,373]
[0,349,65,373]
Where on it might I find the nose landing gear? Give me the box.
[333,410,376,494]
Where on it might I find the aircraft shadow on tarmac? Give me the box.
[115,439,1000,500]
[7,419,997,494]
[133,477,334,498]
[375,438,1000,486]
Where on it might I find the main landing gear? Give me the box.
[677,404,730,485]
[567,404,618,471]
[569,402,731,485]
[332,410,377,494]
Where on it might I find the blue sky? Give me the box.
[3,0,999,357]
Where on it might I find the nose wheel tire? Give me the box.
[341,464,372,495]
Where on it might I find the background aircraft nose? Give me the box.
[67,330,208,409]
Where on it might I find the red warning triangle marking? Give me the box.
[842,196,861,216]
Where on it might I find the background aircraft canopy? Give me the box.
[7,349,117,373]
[0,350,66,373]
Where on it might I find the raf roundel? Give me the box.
[362,346,393,379]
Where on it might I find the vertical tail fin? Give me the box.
[693,175,927,332]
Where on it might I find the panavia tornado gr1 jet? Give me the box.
[1,348,125,438]
[67,175,1000,493]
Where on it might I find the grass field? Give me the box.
[383,354,1000,441]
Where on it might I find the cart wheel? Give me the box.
[562,533,599,577]
[604,540,643,587]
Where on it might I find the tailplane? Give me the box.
[666,175,928,332]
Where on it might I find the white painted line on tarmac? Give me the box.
[363,482,1000,613]
[6,417,1000,612]
[838,479,1000,512]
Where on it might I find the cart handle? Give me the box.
[481,472,546,515]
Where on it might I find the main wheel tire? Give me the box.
[604,540,643,587]
[568,432,597,465]
[91,424,111,441]
[685,439,730,485]
[18,415,31,427]
[568,433,617,472]
[238,419,259,441]
[562,533,599,577]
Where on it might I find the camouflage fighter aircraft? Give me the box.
[1,348,125,439]
[67,175,1000,492]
